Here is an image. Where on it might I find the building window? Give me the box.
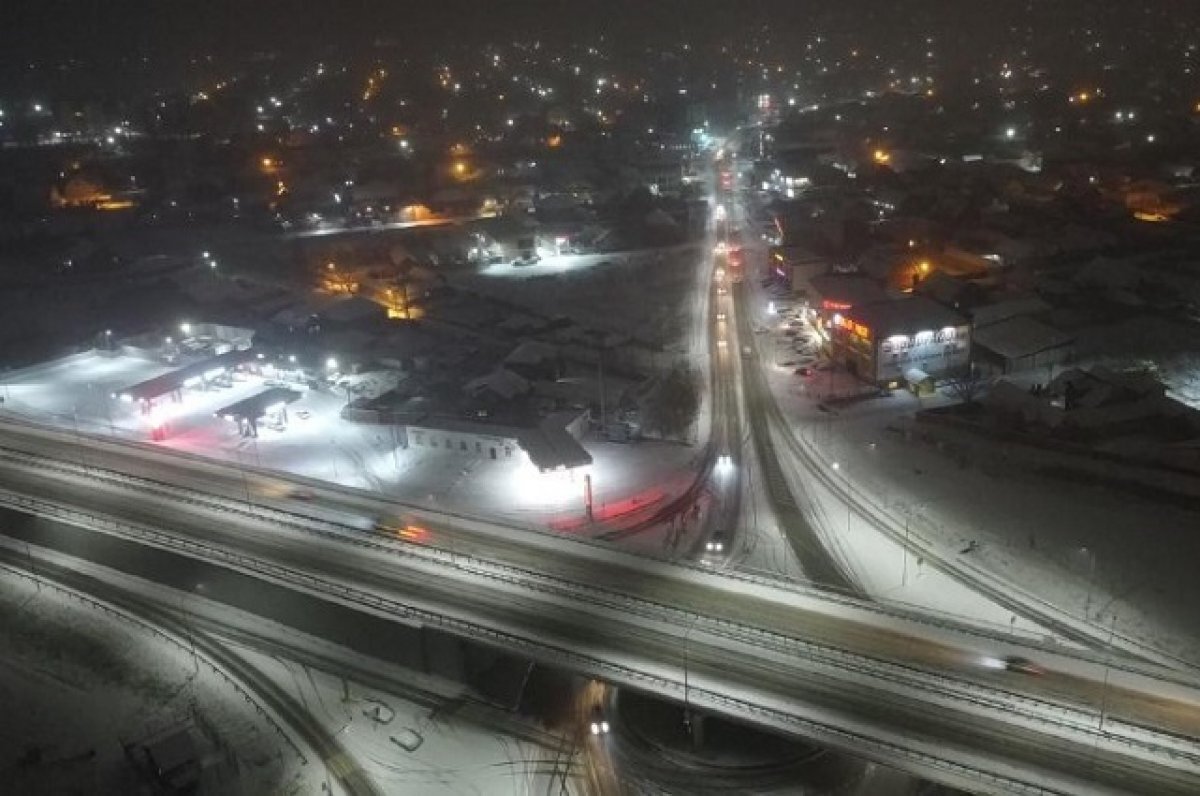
[475,442,482,453]
[460,441,467,451]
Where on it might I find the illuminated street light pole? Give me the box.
[831,460,850,535]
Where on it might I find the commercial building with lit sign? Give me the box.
[808,274,889,338]
[831,296,970,388]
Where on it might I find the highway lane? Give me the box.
[731,277,856,592]
[719,170,857,595]
[1,435,1199,745]
[697,198,745,557]
[3,493,1199,795]
[2,457,1200,792]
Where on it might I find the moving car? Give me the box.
[374,519,428,541]
[1003,656,1045,676]
[590,706,610,735]
[705,530,729,554]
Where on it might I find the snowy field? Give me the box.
[453,245,706,352]
[0,351,700,532]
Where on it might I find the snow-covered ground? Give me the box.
[0,542,585,796]
[239,647,571,796]
[734,196,1200,662]
[453,244,705,355]
[0,563,309,795]
[0,351,701,534]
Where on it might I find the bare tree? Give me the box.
[945,362,991,405]
[643,362,700,441]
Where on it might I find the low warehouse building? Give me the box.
[973,316,1074,375]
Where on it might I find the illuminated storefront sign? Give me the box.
[836,314,870,339]
[879,327,959,353]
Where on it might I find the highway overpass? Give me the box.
[0,418,1198,794]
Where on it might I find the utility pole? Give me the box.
[583,474,594,521]
[26,542,39,591]
[596,335,607,430]
[1098,612,1117,733]
[683,616,699,747]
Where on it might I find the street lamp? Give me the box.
[1078,546,1097,620]
[180,322,192,336]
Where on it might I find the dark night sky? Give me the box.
[4,0,1200,93]
[1,1,750,57]
[0,0,780,94]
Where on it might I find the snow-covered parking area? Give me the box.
[1,350,698,531]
